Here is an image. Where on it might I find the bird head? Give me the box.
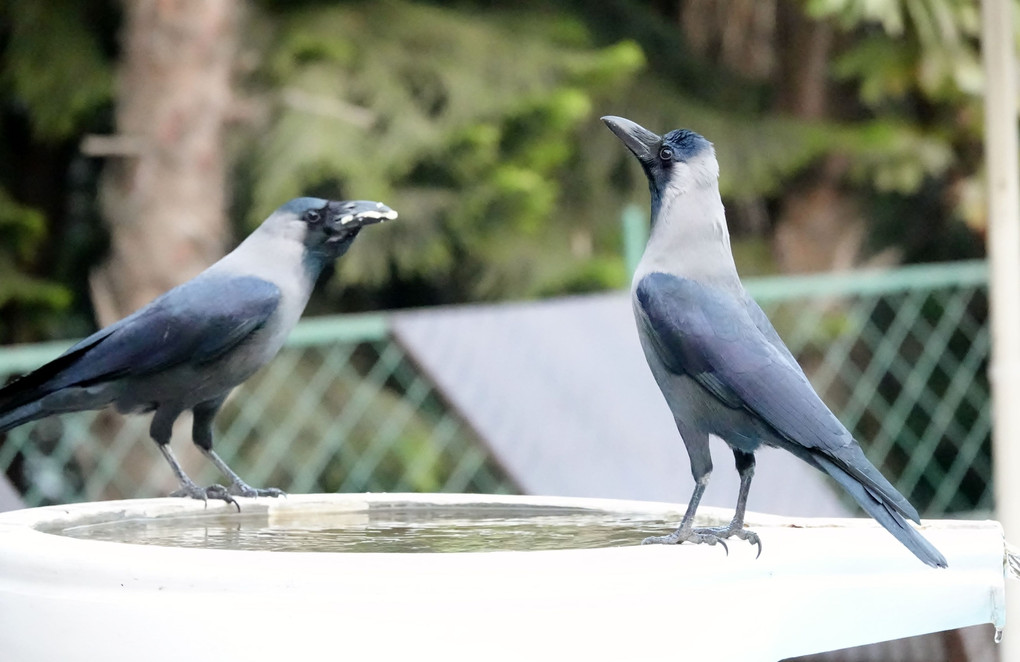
[601,116,717,221]
[274,197,398,260]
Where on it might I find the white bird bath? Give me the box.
[0,493,1006,661]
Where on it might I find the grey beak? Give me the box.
[601,116,661,164]
[327,200,398,232]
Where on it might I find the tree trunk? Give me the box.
[91,0,237,324]
[84,0,239,497]
[773,156,865,274]
[772,0,866,274]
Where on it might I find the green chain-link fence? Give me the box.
[748,260,991,516]
[0,313,516,506]
[0,260,991,515]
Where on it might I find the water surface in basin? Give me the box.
[50,502,680,553]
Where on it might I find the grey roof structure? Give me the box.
[393,292,850,518]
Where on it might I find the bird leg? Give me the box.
[198,448,286,499]
[642,472,717,546]
[644,450,762,557]
[689,451,761,557]
[191,397,286,500]
[150,408,238,510]
[158,444,239,511]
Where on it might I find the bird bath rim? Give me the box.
[0,491,1002,558]
[0,493,1006,662]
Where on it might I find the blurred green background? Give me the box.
[0,0,999,515]
[0,0,988,341]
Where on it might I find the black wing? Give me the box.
[0,274,280,410]
[635,271,917,521]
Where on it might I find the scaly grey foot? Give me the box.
[227,480,286,499]
[170,480,240,512]
[643,525,762,558]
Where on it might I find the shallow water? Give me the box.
[52,503,676,553]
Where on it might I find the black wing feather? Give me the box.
[0,275,280,412]
[635,271,918,522]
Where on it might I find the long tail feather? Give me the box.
[0,400,48,434]
[814,453,948,568]
[828,444,920,523]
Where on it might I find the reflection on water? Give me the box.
[53,503,674,553]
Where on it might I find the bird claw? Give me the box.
[169,480,284,512]
[641,528,728,552]
[722,527,762,558]
[688,529,729,555]
[226,481,286,499]
[643,524,761,558]
[170,482,240,512]
[743,530,763,559]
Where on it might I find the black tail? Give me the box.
[0,400,48,433]
[0,369,55,433]
[775,438,948,568]
[814,451,948,568]
[0,333,110,432]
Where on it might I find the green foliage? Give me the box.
[0,0,113,341]
[246,0,960,298]
[1,0,113,141]
[242,1,644,301]
[580,80,952,203]
[813,0,983,103]
[0,189,71,339]
[806,0,988,231]
[0,0,992,339]
[533,256,628,298]
[839,121,954,194]
[0,188,45,260]
[831,36,917,107]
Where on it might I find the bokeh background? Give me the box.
[0,0,988,340]
[0,2,1006,657]
[0,0,995,513]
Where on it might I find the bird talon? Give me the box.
[206,486,241,512]
[170,482,240,511]
[226,481,286,499]
[735,529,762,558]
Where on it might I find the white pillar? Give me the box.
[983,0,1020,657]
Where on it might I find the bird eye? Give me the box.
[305,210,321,223]
[659,147,673,161]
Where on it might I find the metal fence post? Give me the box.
[621,203,647,281]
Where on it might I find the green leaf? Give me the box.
[1,0,113,141]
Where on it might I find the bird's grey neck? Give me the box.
[634,183,740,288]
[213,228,318,307]
[301,250,331,283]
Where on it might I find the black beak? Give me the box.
[601,116,661,164]
[325,200,398,242]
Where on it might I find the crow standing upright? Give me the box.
[0,197,396,507]
[602,115,946,567]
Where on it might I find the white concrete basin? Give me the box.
[0,493,1006,661]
